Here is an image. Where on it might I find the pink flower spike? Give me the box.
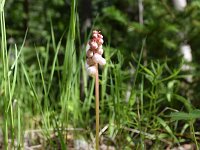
[86,30,105,149]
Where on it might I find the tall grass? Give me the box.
[1,6,9,149]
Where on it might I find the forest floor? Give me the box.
[0,128,197,150]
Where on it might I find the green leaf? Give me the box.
[162,38,177,50]
[173,94,193,112]
[140,65,155,77]
[171,109,200,121]
[156,117,179,143]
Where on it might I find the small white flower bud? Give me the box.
[98,57,106,66]
[180,44,192,62]
[87,66,97,77]
[90,41,98,50]
[93,30,99,34]
[86,58,95,66]
[86,50,94,58]
[92,53,102,64]
[93,33,98,38]
[97,38,104,45]
[98,34,103,39]
[97,47,103,55]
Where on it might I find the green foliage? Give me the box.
[102,6,128,25]
[171,109,200,121]
[1,0,200,149]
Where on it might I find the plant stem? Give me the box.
[190,121,199,150]
[95,63,99,150]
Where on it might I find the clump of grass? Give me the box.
[1,2,14,148]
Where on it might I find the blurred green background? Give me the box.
[5,0,200,105]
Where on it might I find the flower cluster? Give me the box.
[86,30,106,77]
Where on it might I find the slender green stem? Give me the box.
[1,9,8,150]
[95,63,99,150]
[190,121,199,150]
[17,101,21,149]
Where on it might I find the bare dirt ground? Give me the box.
[0,128,197,150]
